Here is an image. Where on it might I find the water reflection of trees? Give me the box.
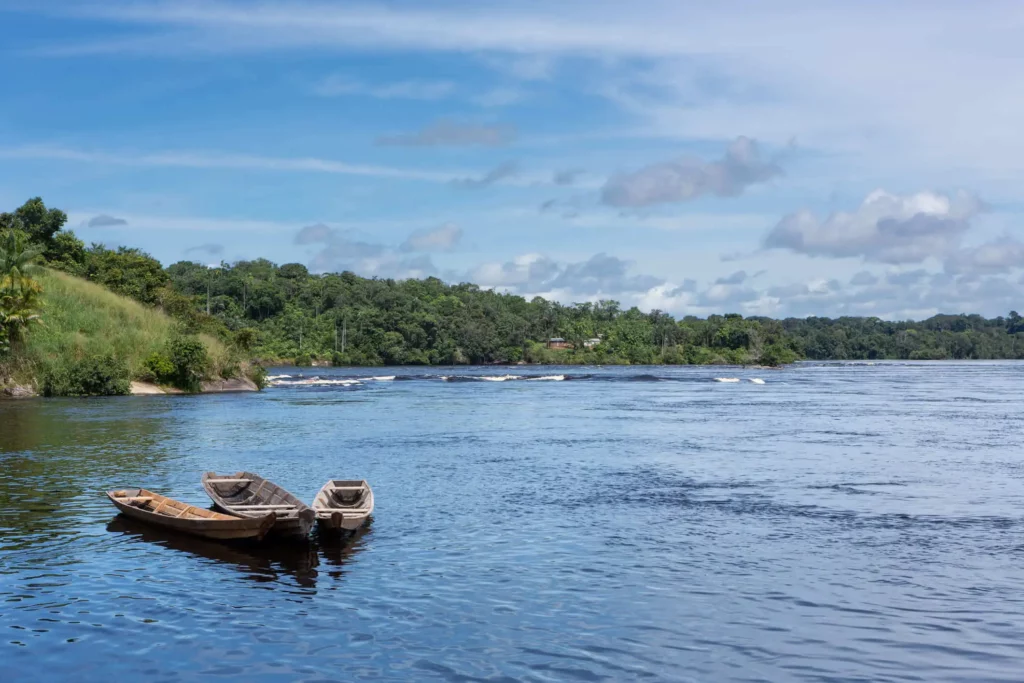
[107,516,371,588]
[1,399,174,549]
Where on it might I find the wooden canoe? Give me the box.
[312,479,374,533]
[202,471,315,539]
[106,488,275,541]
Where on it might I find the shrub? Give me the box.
[759,343,797,367]
[246,363,267,390]
[294,353,312,367]
[167,334,209,391]
[0,315,9,357]
[44,353,131,396]
[219,362,240,379]
[499,346,524,363]
[140,351,175,383]
[234,328,257,353]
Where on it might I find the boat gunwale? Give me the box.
[202,471,314,538]
[105,488,276,540]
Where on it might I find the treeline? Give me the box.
[777,314,1024,361]
[4,197,1024,372]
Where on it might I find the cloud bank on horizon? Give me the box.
[3,0,1024,320]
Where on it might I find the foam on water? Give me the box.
[749,378,766,384]
[714,377,741,383]
[270,376,361,387]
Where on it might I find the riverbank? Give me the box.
[2,377,260,398]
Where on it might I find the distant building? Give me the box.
[583,338,602,348]
[546,337,572,350]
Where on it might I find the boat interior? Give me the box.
[205,474,304,515]
[319,480,371,509]
[110,489,227,520]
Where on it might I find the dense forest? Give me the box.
[4,198,1024,379]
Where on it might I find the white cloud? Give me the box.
[765,189,984,264]
[471,252,662,297]
[602,137,781,207]
[945,237,1024,275]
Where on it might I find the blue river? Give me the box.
[2,362,1023,681]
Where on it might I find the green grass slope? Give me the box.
[7,269,228,389]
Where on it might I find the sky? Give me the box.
[2,0,1024,319]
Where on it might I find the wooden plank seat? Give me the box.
[230,504,299,509]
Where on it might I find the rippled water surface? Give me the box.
[3,362,1024,682]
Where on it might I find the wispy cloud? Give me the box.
[452,161,519,188]
[400,223,463,253]
[27,2,1024,173]
[293,222,441,278]
[0,145,466,182]
[376,120,516,147]
[184,243,225,256]
[470,87,528,108]
[311,75,456,100]
[553,168,584,186]
[472,252,662,297]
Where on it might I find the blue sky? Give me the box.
[2,0,1024,319]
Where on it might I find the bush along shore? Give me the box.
[4,196,1024,396]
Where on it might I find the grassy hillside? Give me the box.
[4,269,231,393]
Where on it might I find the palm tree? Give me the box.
[0,230,44,297]
[0,230,44,345]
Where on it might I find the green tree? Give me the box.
[82,245,169,305]
[0,197,67,246]
[0,230,45,345]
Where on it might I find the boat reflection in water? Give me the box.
[317,520,372,578]
[107,516,371,588]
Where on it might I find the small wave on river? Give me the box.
[267,368,772,388]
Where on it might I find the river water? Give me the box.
[2,362,1023,682]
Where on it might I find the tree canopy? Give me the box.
[4,197,1024,367]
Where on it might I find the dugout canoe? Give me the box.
[202,471,315,539]
[311,479,374,533]
[106,488,275,541]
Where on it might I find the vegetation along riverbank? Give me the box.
[3,197,1024,397]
